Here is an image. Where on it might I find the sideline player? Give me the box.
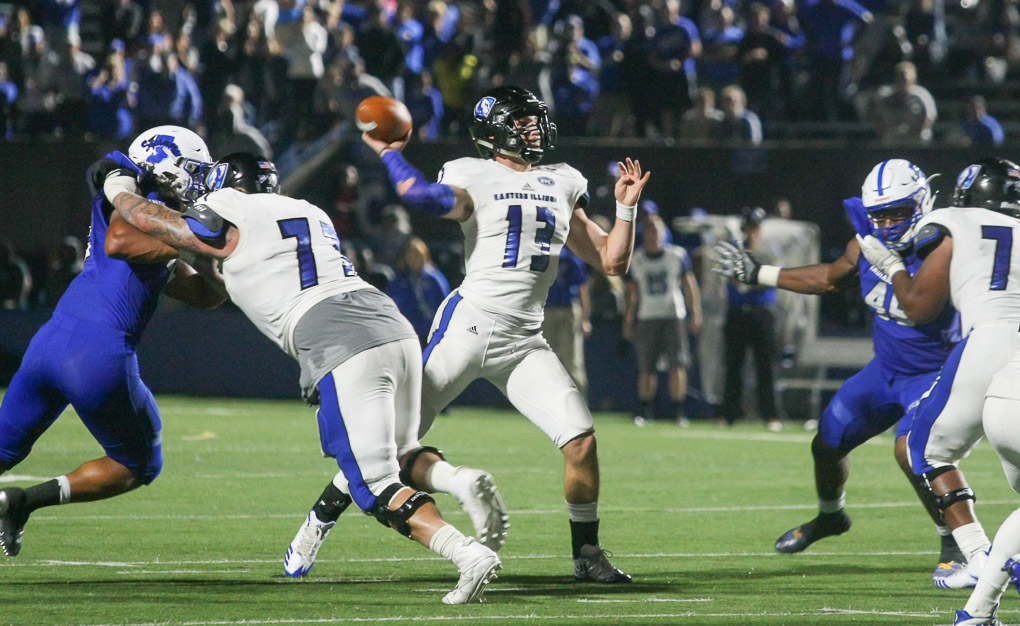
[0,126,224,556]
[858,157,1020,595]
[713,159,969,583]
[623,214,702,425]
[289,85,649,582]
[104,152,501,604]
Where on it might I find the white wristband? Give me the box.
[758,265,781,287]
[615,201,636,222]
[104,174,138,201]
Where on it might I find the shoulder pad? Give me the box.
[183,203,226,242]
[914,222,950,260]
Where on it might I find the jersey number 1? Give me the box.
[502,205,556,272]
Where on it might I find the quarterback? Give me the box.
[291,86,649,583]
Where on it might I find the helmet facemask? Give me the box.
[470,88,557,164]
[861,159,933,251]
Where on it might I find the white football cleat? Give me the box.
[443,538,501,604]
[454,468,509,552]
[284,512,336,577]
[954,604,1002,625]
[936,550,987,589]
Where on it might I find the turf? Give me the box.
[0,393,1017,625]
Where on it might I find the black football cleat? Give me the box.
[774,511,852,554]
[0,487,29,557]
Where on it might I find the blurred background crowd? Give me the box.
[2,0,1019,150]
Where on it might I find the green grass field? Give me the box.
[0,394,1018,625]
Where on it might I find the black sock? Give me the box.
[312,481,352,523]
[570,519,600,559]
[670,400,685,419]
[639,401,652,419]
[23,479,61,513]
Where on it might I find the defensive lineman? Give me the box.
[713,159,969,584]
[289,85,649,582]
[0,126,224,556]
[103,152,501,604]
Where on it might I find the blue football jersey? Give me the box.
[860,252,957,376]
[54,162,173,344]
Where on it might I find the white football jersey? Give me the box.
[918,206,1020,335]
[194,188,369,357]
[437,157,588,328]
[628,244,691,320]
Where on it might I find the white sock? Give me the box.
[964,508,1020,617]
[424,460,460,495]
[429,523,466,561]
[55,475,71,505]
[954,522,992,562]
[818,494,845,514]
[566,501,599,523]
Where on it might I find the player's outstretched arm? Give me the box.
[567,158,649,275]
[362,131,473,222]
[712,238,858,295]
[104,171,237,259]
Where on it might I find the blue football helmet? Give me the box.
[861,159,933,251]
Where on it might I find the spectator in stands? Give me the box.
[550,19,601,136]
[798,0,872,121]
[542,246,593,399]
[371,205,413,269]
[718,84,763,144]
[0,61,17,139]
[135,41,203,133]
[216,84,272,157]
[396,0,426,96]
[276,4,327,142]
[0,240,31,310]
[502,32,553,110]
[868,60,937,144]
[384,237,451,346]
[357,6,405,97]
[39,0,81,51]
[721,207,782,431]
[701,5,744,88]
[405,69,443,141]
[768,0,805,120]
[679,87,725,141]
[958,95,1004,146]
[102,0,145,52]
[591,12,640,138]
[86,51,135,139]
[432,41,478,133]
[198,18,236,133]
[20,26,60,136]
[52,34,93,137]
[648,0,701,138]
[738,3,786,124]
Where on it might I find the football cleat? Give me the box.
[284,512,336,577]
[1004,555,1020,593]
[774,510,852,554]
[954,604,1002,625]
[573,544,633,583]
[935,550,987,589]
[933,560,967,585]
[443,538,501,604]
[455,468,509,552]
[0,488,28,557]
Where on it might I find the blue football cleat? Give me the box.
[1004,556,1020,594]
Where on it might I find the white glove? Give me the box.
[103,169,139,202]
[856,234,906,278]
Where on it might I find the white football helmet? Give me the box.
[861,159,934,250]
[128,125,213,201]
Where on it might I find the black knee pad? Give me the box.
[398,446,444,487]
[922,466,977,511]
[371,483,435,538]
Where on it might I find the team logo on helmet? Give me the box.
[956,164,981,191]
[205,163,229,191]
[140,134,183,164]
[474,96,496,119]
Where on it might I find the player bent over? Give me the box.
[289,86,648,583]
[0,126,224,556]
[714,159,973,585]
[104,152,499,603]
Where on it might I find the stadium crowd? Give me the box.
[2,0,1018,149]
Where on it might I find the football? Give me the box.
[356,96,413,143]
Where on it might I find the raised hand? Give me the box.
[711,240,762,285]
[614,158,651,207]
[362,131,412,157]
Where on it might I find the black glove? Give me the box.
[711,241,762,285]
[87,158,139,198]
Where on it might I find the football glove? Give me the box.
[856,234,906,277]
[712,240,762,285]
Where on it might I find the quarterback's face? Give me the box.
[512,114,541,146]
